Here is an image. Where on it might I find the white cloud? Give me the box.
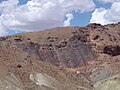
[0,30,7,37]
[0,0,95,36]
[90,8,109,25]
[104,2,120,23]
[90,2,120,25]
[64,13,74,26]
[0,23,8,37]
[60,0,95,12]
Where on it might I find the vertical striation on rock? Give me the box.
[55,33,96,68]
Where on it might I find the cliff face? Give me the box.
[0,23,120,90]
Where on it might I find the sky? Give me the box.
[0,0,120,37]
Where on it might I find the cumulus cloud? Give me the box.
[60,0,95,12]
[90,8,109,25]
[0,0,95,37]
[90,1,120,25]
[64,14,74,26]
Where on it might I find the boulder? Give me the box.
[103,45,120,56]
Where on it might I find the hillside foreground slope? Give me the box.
[0,23,120,90]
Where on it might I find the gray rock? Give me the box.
[55,34,96,67]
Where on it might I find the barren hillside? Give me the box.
[0,23,120,90]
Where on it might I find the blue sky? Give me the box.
[18,0,28,5]
[0,0,120,36]
[71,0,111,26]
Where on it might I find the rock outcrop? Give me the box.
[16,32,96,68]
[55,33,96,67]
